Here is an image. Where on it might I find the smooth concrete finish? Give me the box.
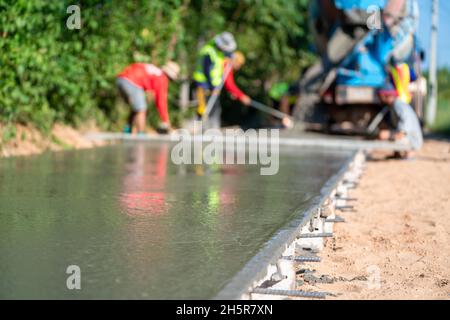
[0,142,353,299]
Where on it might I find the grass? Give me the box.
[432,98,450,135]
[50,134,72,150]
[1,123,17,143]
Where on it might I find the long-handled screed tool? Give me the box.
[202,64,233,122]
[202,64,294,128]
[366,105,389,136]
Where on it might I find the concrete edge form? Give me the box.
[85,132,411,151]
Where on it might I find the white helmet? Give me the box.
[162,61,180,80]
[214,32,237,53]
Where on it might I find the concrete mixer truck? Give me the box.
[295,0,426,135]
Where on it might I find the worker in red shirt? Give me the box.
[117,61,180,134]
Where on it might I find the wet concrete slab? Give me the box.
[0,142,352,299]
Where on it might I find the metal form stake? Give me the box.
[336,197,358,202]
[282,256,321,263]
[336,205,354,211]
[298,233,333,239]
[325,216,346,223]
[251,288,327,299]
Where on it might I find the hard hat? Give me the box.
[162,61,180,80]
[214,32,237,53]
[232,51,246,66]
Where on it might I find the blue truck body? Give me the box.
[299,0,424,133]
[333,0,393,89]
[336,29,394,88]
[334,0,386,10]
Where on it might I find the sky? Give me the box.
[417,0,450,68]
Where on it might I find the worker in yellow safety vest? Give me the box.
[390,63,412,104]
[193,32,238,129]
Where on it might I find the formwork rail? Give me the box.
[214,151,365,300]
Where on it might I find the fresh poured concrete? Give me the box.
[0,142,352,299]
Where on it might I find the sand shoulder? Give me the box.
[297,139,450,300]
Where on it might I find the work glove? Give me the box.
[282,117,294,129]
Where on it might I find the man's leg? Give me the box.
[117,78,147,134]
[117,78,134,133]
[129,89,147,134]
[133,111,147,134]
[196,86,207,118]
[125,111,136,133]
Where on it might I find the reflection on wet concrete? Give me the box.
[0,142,351,299]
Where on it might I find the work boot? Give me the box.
[123,125,132,134]
[156,123,170,135]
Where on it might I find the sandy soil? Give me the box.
[297,139,450,300]
[0,123,107,158]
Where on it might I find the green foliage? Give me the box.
[433,68,450,134]
[437,67,450,101]
[430,68,450,134]
[0,0,312,129]
[1,123,17,143]
[433,99,450,135]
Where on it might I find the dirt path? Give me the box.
[297,139,450,300]
[0,123,107,158]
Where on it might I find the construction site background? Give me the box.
[0,0,312,135]
[0,1,449,143]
